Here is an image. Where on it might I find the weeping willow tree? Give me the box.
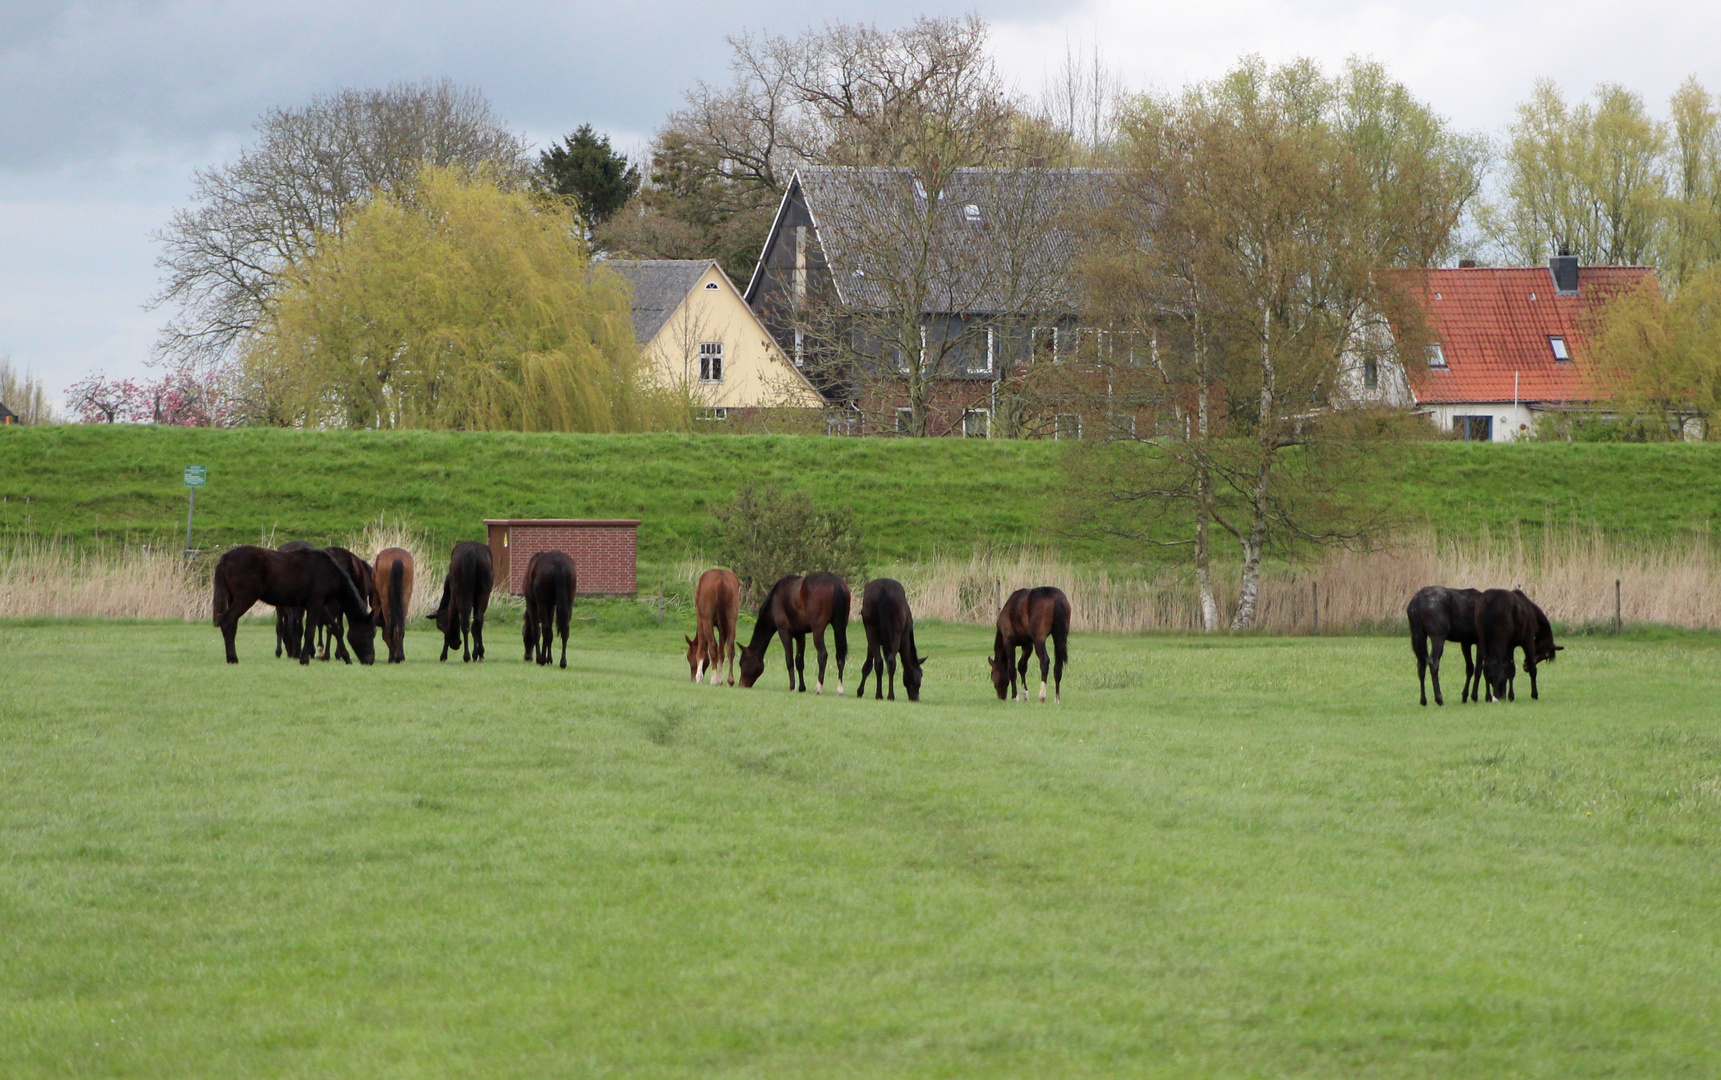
[243,166,684,431]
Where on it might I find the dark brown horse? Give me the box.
[738,573,850,694]
[1478,588,1562,702]
[273,539,314,658]
[1407,585,1485,706]
[856,577,927,701]
[427,541,493,662]
[990,586,1070,703]
[370,547,414,664]
[522,550,576,668]
[213,545,375,665]
[686,567,740,685]
[316,546,374,662]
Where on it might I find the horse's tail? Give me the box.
[387,558,406,633]
[212,559,231,626]
[555,562,574,640]
[833,583,851,665]
[1052,594,1071,669]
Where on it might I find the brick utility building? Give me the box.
[484,519,640,596]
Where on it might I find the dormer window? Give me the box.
[1549,335,1570,361]
[1426,342,1447,368]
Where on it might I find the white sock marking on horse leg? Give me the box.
[1039,680,1047,702]
[837,678,844,696]
[695,659,705,683]
[816,681,824,695]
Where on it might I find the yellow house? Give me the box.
[607,259,824,415]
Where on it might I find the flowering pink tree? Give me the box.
[65,359,242,426]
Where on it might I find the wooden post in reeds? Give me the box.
[1312,581,1319,636]
[1615,578,1622,633]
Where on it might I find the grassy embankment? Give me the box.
[3,617,1720,1076]
[5,426,1721,562]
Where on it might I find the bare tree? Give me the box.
[152,80,529,368]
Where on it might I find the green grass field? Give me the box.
[5,613,1720,1076]
[4,427,1721,566]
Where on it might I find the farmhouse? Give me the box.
[607,258,823,421]
[744,166,1117,437]
[0,401,16,425]
[1358,255,1659,442]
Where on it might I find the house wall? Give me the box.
[645,264,823,411]
[485,520,640,596]
[1420,402,1538,442]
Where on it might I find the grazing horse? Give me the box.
[213,545,375,665]
[274,539,315,658]
[369,547,414,664]
[737,573,850,694]
[686,568,741,685]
[522,550,576,668]
[317,546,374,662]
[1477,588,1562,702]
[427,541,493,662]
[856,577,927,701]
[1407,585,1485,706]
[990,586,1071,703]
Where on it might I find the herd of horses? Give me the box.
[210,540,1559,706]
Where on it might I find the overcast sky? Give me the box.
[3,0,1717,402]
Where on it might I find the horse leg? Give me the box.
[857,642,874,699]
[472,606,486,662]
[1016,645,1031,702]
[299,610,316,666]
[1527,654,1540,700]
[460,602,472,663]
[219,608,243,664]
[1035,639,1051,702]
[886,648,897,701]
[1429,636,1446,706]
[333,613,352,664]
[523,607,535,662]
[813,626,829,696]
[1461,642,1476,703]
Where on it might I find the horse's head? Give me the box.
[988,651,1011,700]
[902,653,928,702]
[685,635,704,682]
[346,613,377,665]
[738,644,765,688]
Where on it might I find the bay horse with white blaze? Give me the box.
[686,568,740,685]
[427,541,493,662]
[856,577,926,701]
[213,545,375,665]
[522,550,575,668]
[369,547,414,664]
[738,573,850,694]
[990,586,1070,703]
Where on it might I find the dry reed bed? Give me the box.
[8,527,1719,631]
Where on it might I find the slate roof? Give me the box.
[1388,264,1658,405]
[604,259,716,344]
[0,401,16,423]
[756,166,1117,314]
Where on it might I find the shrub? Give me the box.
[710,484,866,604]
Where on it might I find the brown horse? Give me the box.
[317,547,374,662]
[274,539,315,658]
[738,573,850,694]
[686,568,740,685]
[522,550,576,668]
[370,547,414,664]
[213,545,375,665]
[856,577,927,701]
[990,586,1071,703]
[426,541,493,662]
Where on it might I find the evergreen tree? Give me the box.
[539,125,641,227]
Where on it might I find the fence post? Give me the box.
[657,579,665,624]
[1312,581,1319,637]
[1615,578,1622,633]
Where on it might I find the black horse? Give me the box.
[522,550,575,668]
[273,540,315,658]
[738,573,851,693]
[213,545,375,665]
[316,546,375,662]
[856,578,927,701]
[1407,585,1485,706]
[1478,588,1562,702]
[427,541,493,662]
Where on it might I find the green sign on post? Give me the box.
[183,465,205,556]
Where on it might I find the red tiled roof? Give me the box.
[1387,265,1658,405]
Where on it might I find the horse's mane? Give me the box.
[746,576,789,650]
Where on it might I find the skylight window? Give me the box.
[964,203,981,222]
[1549,335,1570,361]
[1426,342,1447,368]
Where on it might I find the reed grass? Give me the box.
[8,526,1718,632]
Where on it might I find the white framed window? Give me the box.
[695,406,729,422]
[967,327,995,375]
[1426,342,1447,368]
[704,281,719,290]
[1363,358,1379,388]
[895,407,914,434]
[1549,335,1570,361]
[1055,413,1083,440]
[698,341,724,383]
[963,409,989,437]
